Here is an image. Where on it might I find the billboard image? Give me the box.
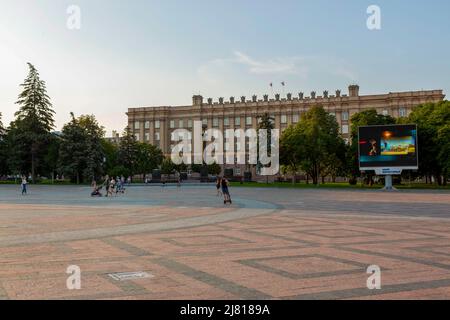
[358,124,418,170]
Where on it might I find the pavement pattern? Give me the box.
[0,184,449,300]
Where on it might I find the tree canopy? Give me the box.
[280,106,346,185]
[10,63,56,181]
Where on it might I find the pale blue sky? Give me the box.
[0,0,449,135]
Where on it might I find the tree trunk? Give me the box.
[31,152,35,184]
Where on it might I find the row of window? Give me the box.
[134,115,300,131]
[133,108,408,131]
[137,124,350,143]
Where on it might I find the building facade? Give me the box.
[127,85,445,176]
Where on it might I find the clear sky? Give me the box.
[1,0,449,135]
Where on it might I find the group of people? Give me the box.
[91,175,128,197]
[216,177,232,204]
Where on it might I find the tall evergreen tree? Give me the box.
[13,63,55,182]
[0,112,4,136]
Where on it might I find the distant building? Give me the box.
[126,84,445,176]
[105,130,121,145]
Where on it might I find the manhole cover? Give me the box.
[108,271,154,281]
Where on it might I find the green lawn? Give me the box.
[230,181,450,190]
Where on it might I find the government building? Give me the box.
[126,84,445,177]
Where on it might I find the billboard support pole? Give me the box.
[382,175,396,191]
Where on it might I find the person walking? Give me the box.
[21,175,27,195]
[107,177,115,197]
[216,177,223,196]
[103,175,110,197]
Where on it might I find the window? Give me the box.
[144,121,150,129]
[281,115,287,124]
[155,132,160,141]
[155,120,160,129]
[213,118,219,127]
[170,120,175,129]
[224,117,230,126]
[399,107,407,117]
[292,114,299,123]
[202,119,208,126]
[234,168,241,175]
[329,112,336,118]
[187,119,193,128]
[235,117,241,126]
[134,121,140,130]
[135,133,140,141]
[179,120,184,128]
[342,111,349,121]
[382,109,388,116]
[144,132,150,141]
[342,125,349,134]
[246,116,252,126]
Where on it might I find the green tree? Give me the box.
[437,124,450,184]
[42,133,61,181]
[101,139,119,174]
[0,112,4,136]
[0,113,7,175]
[207,162,222,176]
[161,158,176,174]
[407,101,450,185]
[59,113,105,183]
[136,142,164,178]
[117,127,139,176]
[280,106,344,185]
[13,63,55,182]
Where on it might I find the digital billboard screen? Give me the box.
[358,124,418,170]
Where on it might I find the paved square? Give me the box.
[0,184,449,300]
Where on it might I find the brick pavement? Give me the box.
[0,185,449,300]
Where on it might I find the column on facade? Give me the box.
[160,120,167,155]
[139,121,145,143]
[149,119,155,145]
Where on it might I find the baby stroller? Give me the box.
[91,185,103,197]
